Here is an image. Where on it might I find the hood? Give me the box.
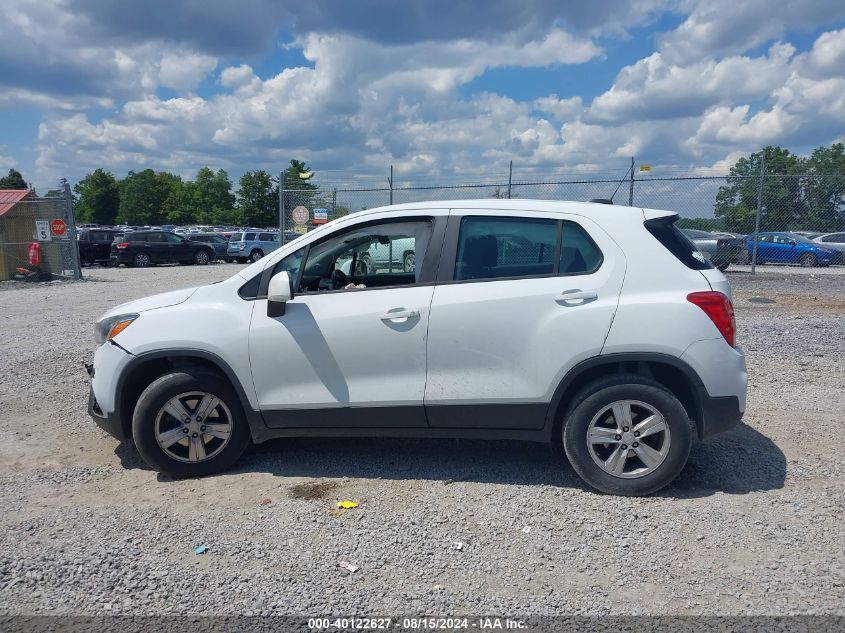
[99,286,199,320]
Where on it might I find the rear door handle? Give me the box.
[379,308,420,321]
[555,290,598,305]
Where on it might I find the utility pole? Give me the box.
[278,170,285,245]
[751,151,765,274]
[389,165,393,205]
[507,160,513,199]
[628,157,635,206]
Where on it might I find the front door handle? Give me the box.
[379,308,420,321]
[555,290,598,305]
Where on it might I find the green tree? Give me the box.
[802,143,845,231]
[238,170,278,227]
[118,169,179,225]
[0,168,27,189]
[192,167,235,224]
[714,146,804,233]
[74,169,120,224]
[282,159,318,226]
[676,217,725,231]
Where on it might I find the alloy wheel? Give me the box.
[154,391,233,463]
[586,399,671,479]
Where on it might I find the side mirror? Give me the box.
[267,270,293,317]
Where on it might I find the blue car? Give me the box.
[746,232,842,267]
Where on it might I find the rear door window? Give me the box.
[244,232,257,241]
[454,217,557,281]
[258,232,276,242]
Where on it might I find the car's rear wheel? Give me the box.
[561,375,692,496]
[249,249,264,263]
[799,253,817,268]
[194,250,211,265]
[133,252,151,268]
[403,252,415,273]
[132,369,251,478]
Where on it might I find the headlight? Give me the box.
[95,313,139,344]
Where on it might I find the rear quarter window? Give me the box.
[644,216,714,270]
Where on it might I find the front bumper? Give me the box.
[87,342,133,441]
[88,385,128,441]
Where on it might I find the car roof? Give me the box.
[351,198,675,221]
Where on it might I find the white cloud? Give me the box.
[658,0,845,64]
[158,52,217,92]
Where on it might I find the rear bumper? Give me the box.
[681,339,747,439]
[698,393,743,439]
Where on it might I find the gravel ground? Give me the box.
[0,263,843,617]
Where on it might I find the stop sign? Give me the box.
[51,219,67,236]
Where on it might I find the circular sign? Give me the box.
[292,206,309,225]
[50,219,67,236]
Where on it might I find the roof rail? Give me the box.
[589,198,614,205]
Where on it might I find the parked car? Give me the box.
[711,235,749,271]
[185,233,233,262]
[110,231,216,268]
[680,229,737,262]
[227,231,281,263]
[78,228,123,266]
[227,231,302,263]
[88,199,746,496]
[814,232,845,253]
[743,232,842,267]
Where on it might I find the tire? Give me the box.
[799,253,817,268]
[561,375,692,496]
[133,252,151,268]
[716,262,729,271]
[249,249,264,263]
[355,254,373,275]
[403,251,415,273]
[132,369,251,478]
[194,250,211,265]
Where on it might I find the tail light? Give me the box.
[115,242,130,250]
[239,243,245,251]
[687,291,736,347]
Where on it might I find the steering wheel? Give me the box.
[331,268,350,289]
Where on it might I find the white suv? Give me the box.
[88,200,746,496]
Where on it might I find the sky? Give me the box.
[1,0,845,194]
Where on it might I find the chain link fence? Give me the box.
[0,186,81,282]
[282,171,845,269]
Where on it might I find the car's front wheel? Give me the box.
[561,375,692,496]
[132,369,251,478]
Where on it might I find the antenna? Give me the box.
[603,160,635,203]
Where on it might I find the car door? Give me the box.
[751,234,773,261]
[425,210,625,429]
[248,214,445,428]
[769,234,794,263]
